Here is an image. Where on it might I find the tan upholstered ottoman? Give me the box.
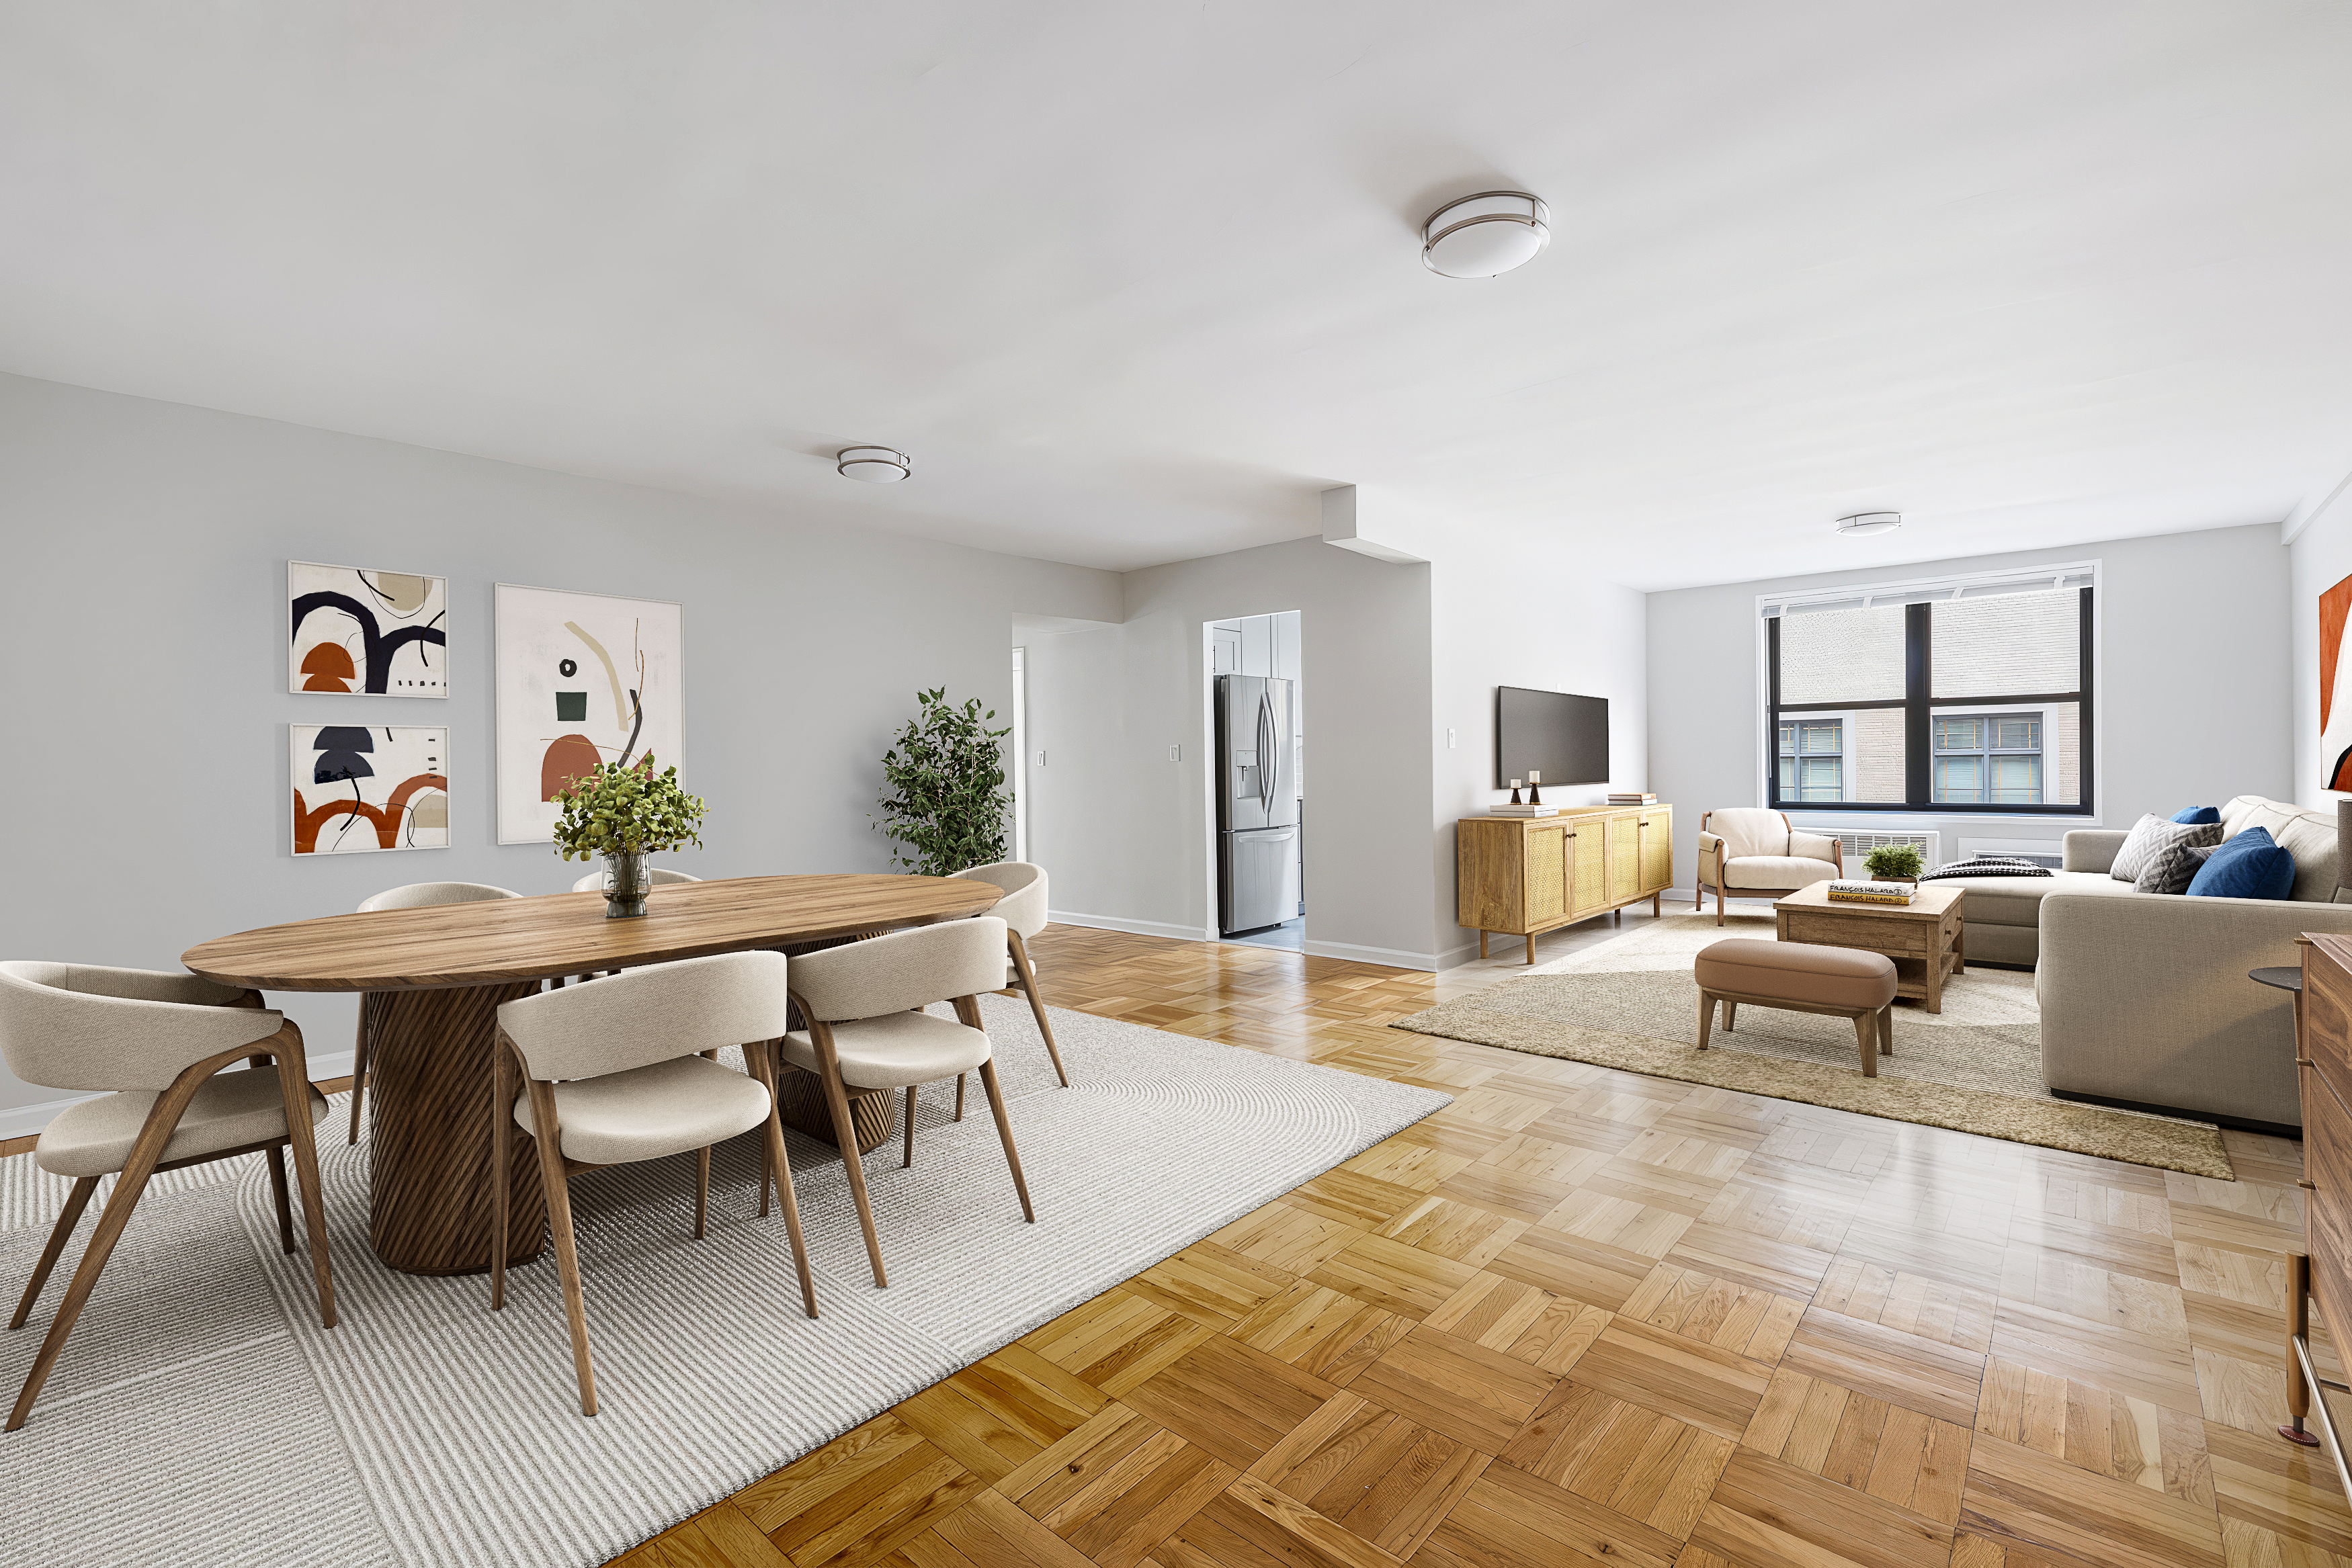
[1693,938,1899,1078]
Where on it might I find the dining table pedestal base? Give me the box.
[364,983,549,1276]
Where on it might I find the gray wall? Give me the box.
[0,372,1118,1124]
[1025,537,1441,967]
[1645,523,2292,889]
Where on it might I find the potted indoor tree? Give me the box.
[552,753,708,917]
[873,688,1013,877]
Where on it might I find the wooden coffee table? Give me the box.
[1773,883,1966,1014]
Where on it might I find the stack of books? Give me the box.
[1826,879,1914,906]
[1607,792,1656,804]
[1489,803,1559,816]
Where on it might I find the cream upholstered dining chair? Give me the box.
[0,963,335,1432]
[568,868,702,893]
[1695,809,1843,925]
[489,950,814,1417]
[348,881,522,1143]
[779,916,1035,1289]
[949,861,1069,1088]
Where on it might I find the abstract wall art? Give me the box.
[292,725,450,854]
[493,583,683,844]
[289,562,448,695]
[2324,571,2352,792]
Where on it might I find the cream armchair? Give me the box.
[1696,808,1842,924]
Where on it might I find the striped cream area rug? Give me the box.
[0,993,1447,1568]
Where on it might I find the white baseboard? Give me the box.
[1,1049,358,1143]
[1301,939,1444,973]
[1045,910,1218,943]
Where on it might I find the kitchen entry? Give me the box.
[1210,611,1304,949]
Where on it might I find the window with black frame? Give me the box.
[1764,578,2092,816]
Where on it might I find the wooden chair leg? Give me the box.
[743,1039,818,1318]
[7,1047,229,1432]
[264,1144,296,1254]
[9,1177,98,1332]
[347,998,371,1145]
[523,1078,597,1416]
[1879,1004,1894,1057]
[1716,884,1726,926]
[491,1033,513,1311]
[1009,931,1071,1088]
[1697,993,1715,1051]
[694,1146,710,1240]
[974,1059,1036,1223]
[1854,1012,1878,1078]
[270,1025,337,1330]
[955,1074,966,1122]
[812,1022,888,1287]
[902,1085,917,1169]
[1724,1000,1738,1032]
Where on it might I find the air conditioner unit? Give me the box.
[1957,836,2065,871]
[1829,829,1941,869]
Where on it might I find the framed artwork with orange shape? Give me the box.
[493,583,683,844]
[288,561,448,696]
[2326,570,2352,793]
[292,725,449,854]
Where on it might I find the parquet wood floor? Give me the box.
[590,919,2352,1568]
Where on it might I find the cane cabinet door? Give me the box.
[1527,824,1568,926]
[1638,806,1674,893]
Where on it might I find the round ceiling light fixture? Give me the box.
[836,445,911,483]
[1836,511,1903,538]
[1421,191,1550,278]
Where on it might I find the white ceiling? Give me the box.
[4,3,2350,587]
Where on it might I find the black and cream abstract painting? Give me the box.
[288,561,449,696]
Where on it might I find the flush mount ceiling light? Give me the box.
[836,445,910,483]
[1837,511,1903,537]
[1421,191,1550,278]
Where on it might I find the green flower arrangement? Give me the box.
[873,688,1013,877]
[1864,843,1924,881]
[550,754,708,861]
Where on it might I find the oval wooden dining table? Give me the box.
[181,873,1002,1276]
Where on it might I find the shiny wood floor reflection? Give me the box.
[611,921,2352,1568]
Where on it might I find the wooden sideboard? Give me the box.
[1458,803,1675,964]
[2291,933,2352,1469]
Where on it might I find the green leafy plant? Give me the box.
[550,753,708,861]
[1864,843,1924,880]
[874,688,1013,877]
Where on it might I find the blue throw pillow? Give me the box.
[2169,805,2220,824]
[2186,826,2296,900]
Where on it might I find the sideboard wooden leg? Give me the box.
[2285,1252,2322,1445]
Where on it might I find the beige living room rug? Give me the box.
[1396,912,2234,1180]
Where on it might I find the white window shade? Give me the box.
[1760,562,2098,621]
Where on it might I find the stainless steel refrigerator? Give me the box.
[1216,674,1299,934]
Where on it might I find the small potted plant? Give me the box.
[1863,843,1924,885]
[552,753,708,917]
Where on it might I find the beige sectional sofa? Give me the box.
[1931,795,2349,1131]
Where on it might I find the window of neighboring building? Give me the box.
[1777,717,1845,801]
[1761,570,2093,816]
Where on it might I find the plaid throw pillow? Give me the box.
[2111,814,2222,883]
[1919,857,2054,882]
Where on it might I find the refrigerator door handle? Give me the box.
[1258,695,1277,817]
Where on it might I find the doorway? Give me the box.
[1208,611,1304,950]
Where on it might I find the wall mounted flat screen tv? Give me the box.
[1495,686,1609,787]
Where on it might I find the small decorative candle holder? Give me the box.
[1527,771,1543,805]
[1508,779,1524,805]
